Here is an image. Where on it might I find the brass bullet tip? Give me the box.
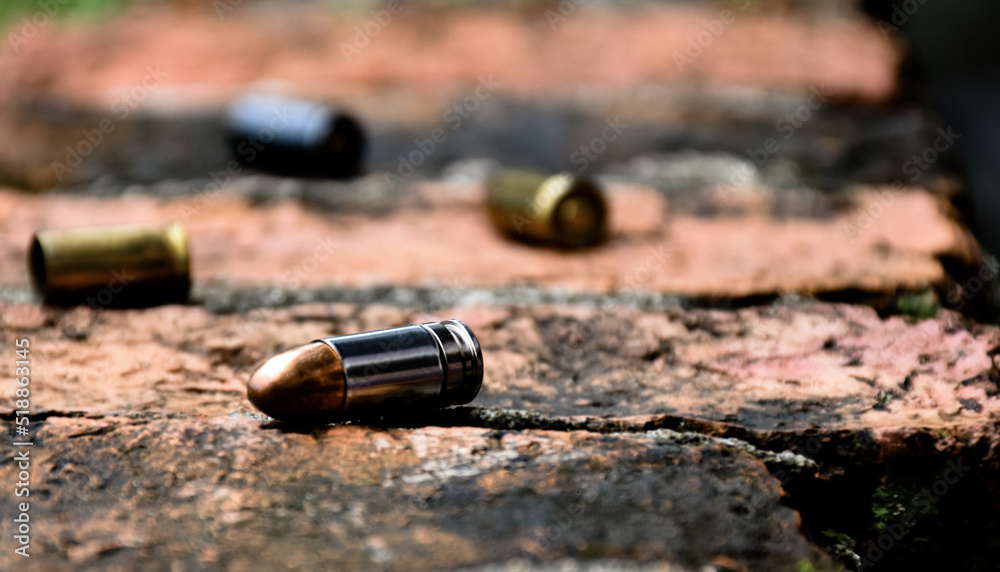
[247,321,484,423]
[247,342,346,422]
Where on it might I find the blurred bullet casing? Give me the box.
[487,170,608,248]
[247,320,484,423]
[29,223,191,307]
[226,93,366,179]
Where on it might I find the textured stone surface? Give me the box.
[2,300,997,430]
[1,3,996,570]
[0,183,979,302]
[4,291,1000,570]
[0,415,830,572]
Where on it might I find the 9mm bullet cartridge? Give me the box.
[486,169,608,249]
[247,320,484,423]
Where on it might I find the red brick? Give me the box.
[0,185,976,299]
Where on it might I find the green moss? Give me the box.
[872,486,903,532]
[795,560,818,572]
[874,390,895,410]
[820,529,857,564]
[871,479,937,534]
[894,288,938,320]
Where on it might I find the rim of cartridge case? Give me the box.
[438,320,484,404]
[163,222,192,280]
[549,175,608,248]
[324,113,365,149]
[486,171,608,248]
[323,114,367,177]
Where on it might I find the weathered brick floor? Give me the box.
[2,2,999,571]
[0,182,978,299]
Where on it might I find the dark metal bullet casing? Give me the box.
[226,93,365,179]
[247,320,483,422]
[321,321,482,413]
[486,170,608,248]
[29,223,191,307]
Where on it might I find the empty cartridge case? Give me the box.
[247,320,483,423]
[486,170,608,248]
[29,223,190,307]
[226,93,365,179]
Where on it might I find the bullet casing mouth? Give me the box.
[29,222,191,307]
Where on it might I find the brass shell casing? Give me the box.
[29,223,191,307]
[486,170,608,248]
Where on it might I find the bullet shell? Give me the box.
[248,320,484,423]
[29,223,190,307]
[226,93,365,179]
[486,169,608,248]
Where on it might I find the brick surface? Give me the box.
[0,415,829,572]
[0,3,907,190]
[2,246,998,570]
[1,3,995,570]
[0,5,896,106]
[0,183,978,301]
[2,300,996,431]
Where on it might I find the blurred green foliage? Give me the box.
[894,288,938,320]
[0,0,126,31]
